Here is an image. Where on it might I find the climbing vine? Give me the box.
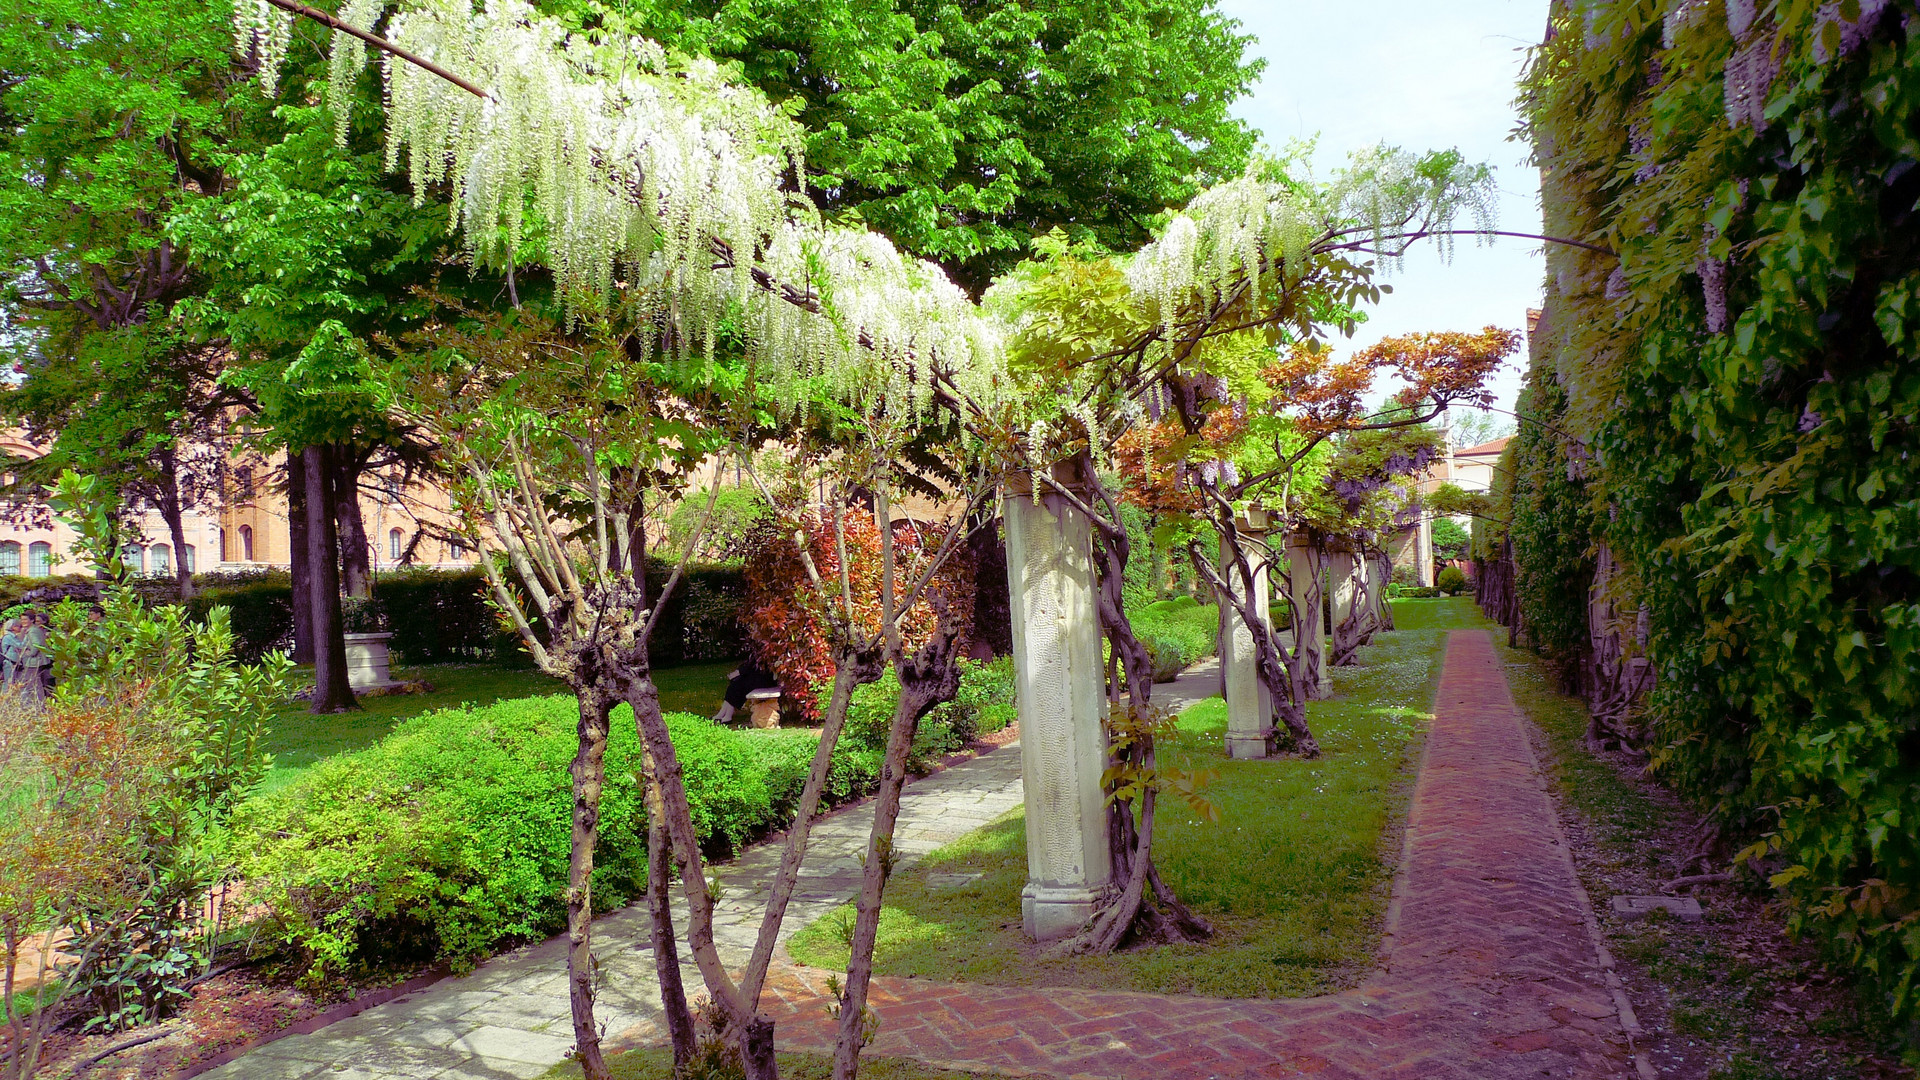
[1516,0,1920,1030]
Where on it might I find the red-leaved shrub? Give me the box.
[740,510,974,719]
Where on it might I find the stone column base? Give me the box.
[1022,883,1103,942]
[1224,730,1278,760]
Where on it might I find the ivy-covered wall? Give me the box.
[1513,0,1920,1032]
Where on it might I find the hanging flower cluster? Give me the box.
[232,0,1000,420]
[1125,149,1498,342]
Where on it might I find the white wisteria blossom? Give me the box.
[232,0,999,417]
[1126,148,1497,339]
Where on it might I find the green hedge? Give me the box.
[1130,597,1219,683]
[836,657,1017,770]
[226,696,879,981]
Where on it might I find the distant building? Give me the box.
[0,433,478,580]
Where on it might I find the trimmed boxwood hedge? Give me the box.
[226,696,879,981]
[1129,597,1220,683]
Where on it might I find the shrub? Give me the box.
[1436,566,1468,596]
[741,514,972,719]
[1430,518,1470,563]
[227,699,881,981]
[1130,597,1219,682]
[826,656,1017,770]
[377,569,517,664]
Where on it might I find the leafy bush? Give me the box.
[1389,585,1443,599]
[377,569,517,664]
[740,731,883,824]
[1130,597,1218,682]
[1435,566,1467,596]
[828,656,1017,770]
[185,579,297,662]
[228,699,880,982]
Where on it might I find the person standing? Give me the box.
[18,612,50,702]
[0,618,22,689]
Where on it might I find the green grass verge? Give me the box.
[785,597,1490,998]
[258,659,738,793]
[544,1047,1009,1079]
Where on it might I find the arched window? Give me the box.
[238,525,254,561]
[126,545,146,574]
[388,528,404,561]
[0,542,20,576]
[28,542,52,578]
[183,544,195,573]
[235,466,255,502]
[151,543,171,575]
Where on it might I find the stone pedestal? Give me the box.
[745,688,782,728]
[343,632,402,691]
[1220,512,1276,760]
[1004,471,1112,942]
[1286,535,1331,700]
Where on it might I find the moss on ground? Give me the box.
[785,597,1489,998]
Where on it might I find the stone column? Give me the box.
[1003,470,1111,941]
[1328,540,1358,632]
[1286,533,1331,700]
[1219,510,1276,760]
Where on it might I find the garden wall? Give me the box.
[1503,2,1920,1033]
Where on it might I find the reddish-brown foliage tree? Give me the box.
[740,511,973,718]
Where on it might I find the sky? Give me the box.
[1215,0,1550,421]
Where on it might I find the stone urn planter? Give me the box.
[342,631,403,691]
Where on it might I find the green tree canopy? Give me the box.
[573,0,1263,289]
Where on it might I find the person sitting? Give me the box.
[713,657,779,724]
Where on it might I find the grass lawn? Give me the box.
[544,1047,1009,1079]
[786,596,1490,999]
[258,658,741,793]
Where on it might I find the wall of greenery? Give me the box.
[1512,0,1920,1032]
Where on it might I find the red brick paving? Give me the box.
[759,631,1642,1078]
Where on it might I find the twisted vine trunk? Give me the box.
[1063,460,1212,955]
[617,659,777,1080]
[831,622,964,1080]
[564,687,612,1080]
[639,743,697,1069]
[1189,530,1322,758]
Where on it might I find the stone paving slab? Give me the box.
[199,734,1027,1079]
[762,631,1640,1079]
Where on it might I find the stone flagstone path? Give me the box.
[206,633,1643,1079]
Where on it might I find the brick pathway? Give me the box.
[759,631,1645,1079]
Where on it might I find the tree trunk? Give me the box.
[287,453,315,664]
[643,759,698,1070]
[565,688,612,1080]
[618,664,775,1080]
[831,637,961,1080]
[739,646,885,1010]
[155,446,195,600]
[333,448,372,598]
[304,444,357,713]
